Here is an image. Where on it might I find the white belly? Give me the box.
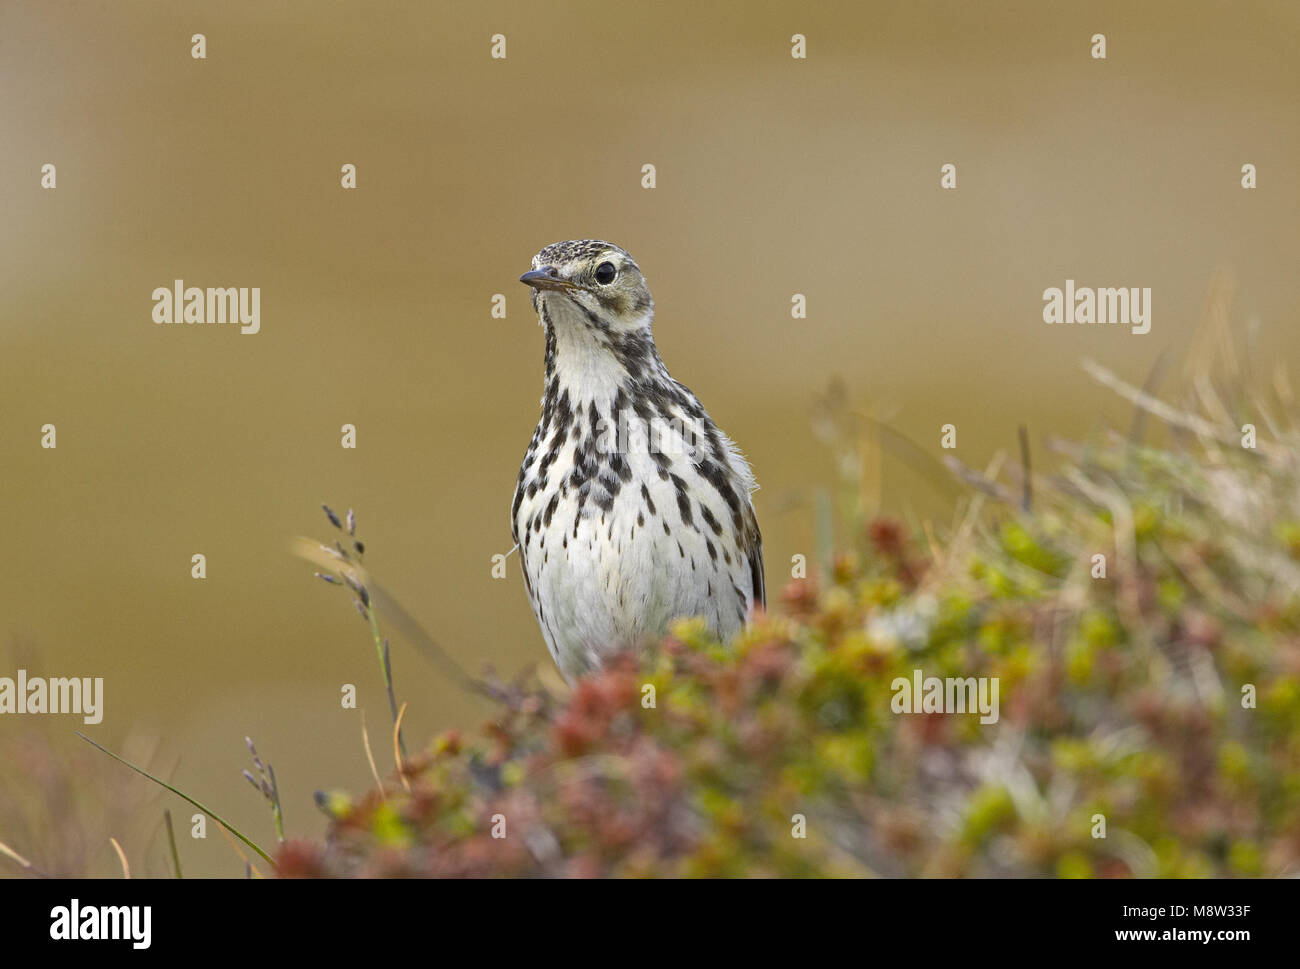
[514,402,755,679]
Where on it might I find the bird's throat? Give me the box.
[540,296,658,406]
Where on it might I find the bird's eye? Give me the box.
[594,261,617,285]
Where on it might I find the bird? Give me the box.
[512,240,764,681]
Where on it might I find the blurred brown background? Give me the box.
[0,0,1296,875]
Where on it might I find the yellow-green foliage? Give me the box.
[280,396,1300,877]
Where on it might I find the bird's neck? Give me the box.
[540,297,665,410]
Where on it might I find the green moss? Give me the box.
[370,802,411,847]
[962,786,1016,845]
[282,399,1300,878]
[1057,850,1092,878]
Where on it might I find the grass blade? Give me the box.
[76,732,273,866]
[163,810,183,879]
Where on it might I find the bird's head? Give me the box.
[520,240,654,334]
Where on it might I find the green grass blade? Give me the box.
[163,809,183,879]
[76,732,273,866]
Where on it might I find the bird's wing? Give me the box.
[747,508,765,610]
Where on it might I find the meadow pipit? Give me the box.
[513,240,764,680]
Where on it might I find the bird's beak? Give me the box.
[519,267,577,292]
